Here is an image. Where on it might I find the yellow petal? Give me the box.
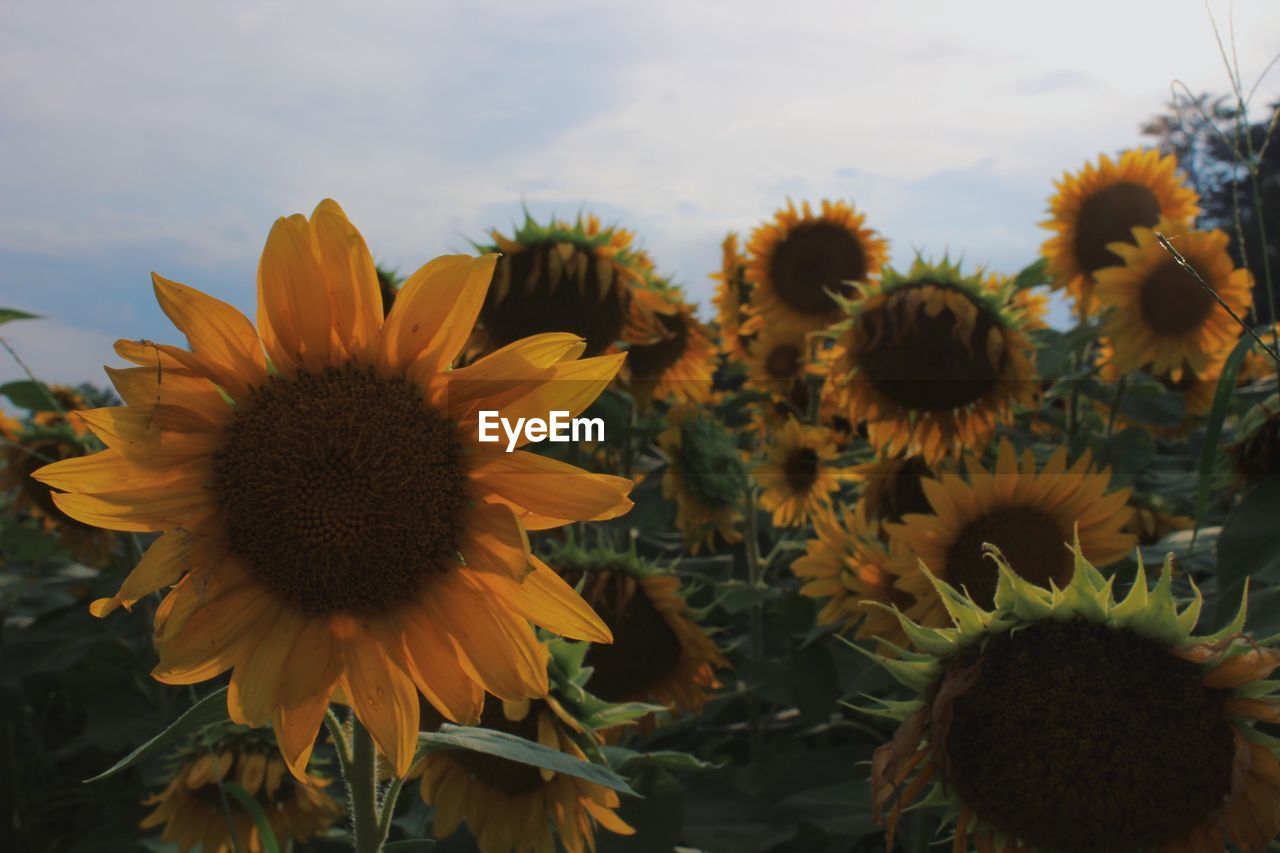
[380,255,478,373]
[471,557,612,643]
[470,451,633,523]
[152,273,267,400]
[91,529,191,616]
[340,624,420,776]
[258,214,333,373]
[308,199,382,360]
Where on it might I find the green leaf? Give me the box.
[1216,477,1280,592]
[1011,257,1048,291]
[602,746,717,773]
[0,308,39,326]
[1,379,55,411]
[222,781,281,853]
[84,687,230,782]
[1194,334,1253,541]
[713,580,778,614]
[421,724,636,795]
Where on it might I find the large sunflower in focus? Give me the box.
[712,232,753,359]
[753,418,849,527]
[142,725,340,852]
[824,258,1038,464]
[418,694,633,853]
[33,200,633,780]
[885,440,1135,627]
[625,286,715,408]
[1041,148,1200,315]
[658,403,746,552]
[745,199,887,332]
[1095,224,1252,380]
[475,213,655,358]
[870,548,1280,852]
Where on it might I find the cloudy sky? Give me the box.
[1,0,1277,385]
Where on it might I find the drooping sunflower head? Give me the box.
[658,402,747,552]
[475,212,653,357]
[1233,396,1280,487]
[1041,148,1200,315]
[34,199,633,781]
[712,231,754,359]
[548,539,727,717]
[884,439,1135,627]
[745,199,888,332]
[1095,223,1252,381]
[791,501,914,646]
[624,284,715,408]
[752,417,850,528]
[418,692,634,853]
[824,257,1039,464]
[141,723,340,853]
[870,544,1280,853]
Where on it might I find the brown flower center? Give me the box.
[1236,410,1280,483]
[938,619,1235,852]
[768,223,866,316]
[764,343,802,380]
[783,447,820,493]
[482,242,629,357]
[1138,259,1216,336]
[855,285,1002,412]
[213,363,469,615]
[574,571,684,703]
[945,507,1066,607]
[1073,181,1162,275]
[627,311,690,381]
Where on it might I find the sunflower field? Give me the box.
[3,109,1280,853]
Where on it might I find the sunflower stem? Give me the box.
[345,714,385,853]
[744,487,765,759]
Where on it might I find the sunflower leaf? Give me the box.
[420,724,637,796]
[222,781,281,853]
[1193,333,1253,543]
[0,307,39,325]
[84,687,230,782]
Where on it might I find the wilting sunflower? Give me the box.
[33,200,633,780]
[474,213,655,358]
[791,502,913,646]
[853,453,941,527]
[550,540,727,716]
[1041,148,1200,315]
[658,403,746,552]
[824,257,1038,465]
[1095,224,1252,381]
[745,199,888,332]
[418,695,633,853]
[753,418,849,527]
[884,440,1135,627]
[712,232,753,360]
[142,724,340,853]
[625,286,715,408]
[869,545,1280,852]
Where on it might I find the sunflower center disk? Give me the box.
[577,572,684,702]
[628,312,690,381]
[783,447,820,493]
[946,507,1065,607]
[1138,260,1217,336]
[855,288,1000,412]
[939,620,1235,852]
[482,241,628,357]
[768,223,866,315]
[1073,181,1162,275]
[213,363,469,615]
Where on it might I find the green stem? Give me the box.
[345,714,384,853]
[744,487,765,758]
[376,776,408,842]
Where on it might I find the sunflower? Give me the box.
[884,440,1135,627]
[1126,498,1194,546]
[745,199,888,332]
[475,213,655,358]
[823,257,1039,465]
[1041,148,1200,315]
[624,286,715,408]
[852,453,941,527]
[791,502,913,646]
[744,323,819,411]
[712,232,753,359]
[869,545,1280,852]
[658,402,746,552]
[753,418,849,527]
[1239,322,1280,382]
[418,695,633,853]
[32,200,634,780]
[1095,224,1252,381]
[1232,395,1280,486]
[1094,337,1222,436]
[32,384,93,435]
[141,725,341,853]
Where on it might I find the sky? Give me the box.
[1,0,1278,386]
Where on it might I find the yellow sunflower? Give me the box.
[823,257,1039,465]
[712,232,753,359]
[624,286,715,408]
[744,323,819,411]
[745,199,888,332]
[32,199,634,780]
[476,213,656,358]
[142,728,341,853]
[1095,336,1222,435]
[884,440,1135,627]
[852,453,941,527]
[418,695,633,853]
[753,418,849,527]
[1041,148,1200,315]
[791,502,914,646]
[870,546,1280,852]
[32,384,93,436]
[658,403,746,553]
[1095,224,1252,381]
